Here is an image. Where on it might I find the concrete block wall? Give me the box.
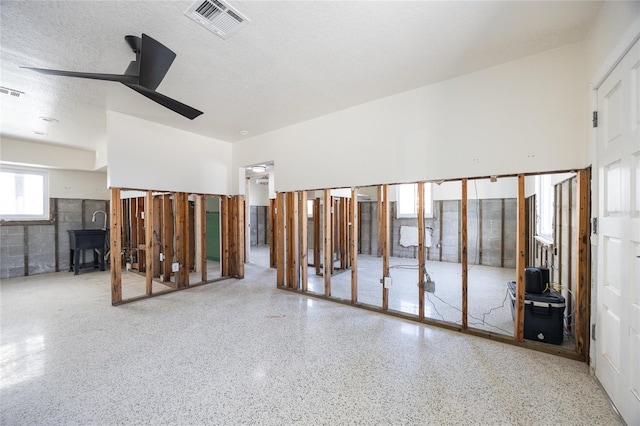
[0,198,109,279]
[357,199,517,268]
[249,206,269,246]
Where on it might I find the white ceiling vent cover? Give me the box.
[185,0,250,40]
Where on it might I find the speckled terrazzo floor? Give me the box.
[1,261,622,425]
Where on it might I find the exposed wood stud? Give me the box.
[501,199,505,268]
[110,188,122,305]
[439,200,443,262]
[236,195,245,279]
[300,191,308,292]
[162,195,174,282]
[418,182,425,320]
[183,194,190,285]
[515,174,526,341]
[313,197,321,275]
[286,192,299,289]
[269,199,276,268]
[478,198,483,265]
[54,199,59,272]
[574,169,590,360]
[461,179,468,329]
[323,189,332,297]
[23,226,28,276]
[350,187,358,303]
[196,195,207,282]
[377,186,383,257]
[276,193,285,286]
[381,185,389,311]
[145,190,154,295]
[220,197,229,277]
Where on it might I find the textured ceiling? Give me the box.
[0,1,603,151]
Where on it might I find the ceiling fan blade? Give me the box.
[138,34,176,91]
[22,67,138,84]
[124,83,203,120]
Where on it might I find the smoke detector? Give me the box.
[185,0,250,40]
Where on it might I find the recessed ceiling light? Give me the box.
[40,116,58,123]
[239,130,250,136]
[251,165,267,173]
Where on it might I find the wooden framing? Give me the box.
[574,169,590,358]
[221,196,230,277]
[110,188,122,305]
[514,174,526,341]
[145,191,154,296]
[269,199,276,268]
[350,188,358,303]
[417,182,425,320]
[461,179,468,329]
[300,191,308,292]
[162,194,174,282]
[286,192,299,289]
[276,192,285,286]
[235,195,245,279]
[323,189,332,297]
[195,195,207,282]
[313,197,321,276]
[381,185,389,311]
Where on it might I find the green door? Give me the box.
[206,211,220,261]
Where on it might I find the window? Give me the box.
[0,167,50,221]
[535,174,554,238]
[396,183,433,218]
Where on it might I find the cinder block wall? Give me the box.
[249,205,269,246]
[357,199,516,268]
[0,198,109,279]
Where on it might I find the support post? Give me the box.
[235,195,245,279]
[221,196,230,277]
[350,187,358,303]
[323,189,332,297]
[461,179,468,329]
[381,185,389,311]
[574,169,590,359]
[276,192,286,286]
[418,182,425,320]
[110,188,122,305]
[145,190,154,295]
[515,174,526,341]
[286,192,299,289]
[300,191,308,292]
[314,198,321,275]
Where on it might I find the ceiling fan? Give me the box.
[22,34,203,120]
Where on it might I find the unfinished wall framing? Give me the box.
[109,187,245,305]
[275,169,592,361]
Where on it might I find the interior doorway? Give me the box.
[244,161,274,268]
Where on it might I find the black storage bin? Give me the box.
[507,281,565,345]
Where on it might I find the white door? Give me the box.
[596,38,640,424]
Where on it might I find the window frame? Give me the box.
[0,166,51,222]
[395,182,433,219]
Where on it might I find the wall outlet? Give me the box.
[383,276,392,289]
[172,262,180,272]
[160,253,165,261]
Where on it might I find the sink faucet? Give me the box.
[92,210,107,231]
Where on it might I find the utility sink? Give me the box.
[68,229,106,274]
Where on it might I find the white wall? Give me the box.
[49,170,108,200]
[0,137,96,171]
[107,112,232,195]
[248,178,269,206]
[233,42,587,194]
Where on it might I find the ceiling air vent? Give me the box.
[0,86,24,98]
[185,0,250,40]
